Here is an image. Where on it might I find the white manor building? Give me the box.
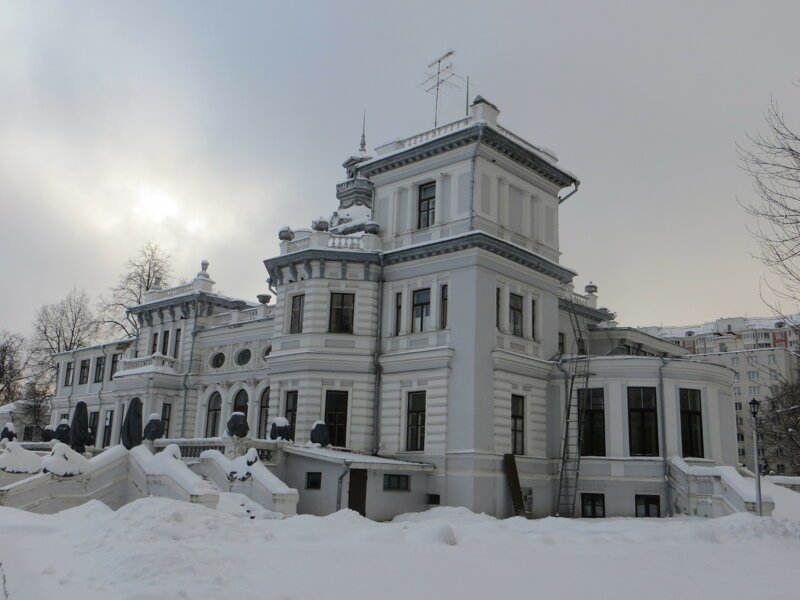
[49,97,743,520]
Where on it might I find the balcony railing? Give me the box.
[118,353,177,372]
[281,231,381,255]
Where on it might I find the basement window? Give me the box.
[306,472,322,490]
[383,474,410,491]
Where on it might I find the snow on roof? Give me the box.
[284,446,434,471]
[645,314,800,339]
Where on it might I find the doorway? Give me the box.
[348,469,367,516]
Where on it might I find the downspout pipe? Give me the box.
[659,357,673,517]
[372,253,385,455]
[180,298,200,438]
[336,459,353,511]
[467,125,485,231]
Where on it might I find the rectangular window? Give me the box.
[737,417,743,427]
[161,330,170,355]
[558,333,565,355]
[511,394,524,455]
[161,403,172,438]
[285,391,298,440]
[628,387,659,456]
[495,287,501,329]
[306,472,322,490]
[79,359,90,385]
[88,411,99,443]
[324,390,348,447]
[531,299,537,339]
[733,373,740,382]
[734,387,741,396]
[581,493,605,518]
[258,388,270,439]
[749,386,760,396]
[680,389,704,458]
[635,494,661,518]
[579,388,606,456]
[731,357,739,366]
[289,295,305,334]
[735,402,743,411]
[94,356,105,383]
[417,182,436,229]
[769,355,776,364]
[509,293,523,337]
[151,332,159,355]
[118,405,126,444]
[384,474,410,491]
[406,391,426,451]
[748,371,759,380]
[737,432,745,442]
[440,284,448,329]
[411,289,431,333]
[110,353,121,380]
[738,448,746,458]
[102,410,114,448]
[395,292,402,336]
[23,426,33,442]
[173,328,182,359]
[329,293,355,334]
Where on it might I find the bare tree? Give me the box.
[759,381,800,475]
[0,331,29,404]
[739,87,800,318]
[98,242,172,338]
[14,377,51,439]
[31,288,98,387]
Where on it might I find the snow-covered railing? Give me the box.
[143,282,195,302]
[559,287,597,309]
[192,448,298,516]
[118,353,177,372]
[129,445,217,508]
[281,230,382,255]
[669,456,774,517]
[398,116,472,148]
[335,177,374,196]
[154,437,277,462]
[328,234,364,250]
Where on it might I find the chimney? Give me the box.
[469,95,499,126]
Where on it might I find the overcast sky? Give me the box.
[2,1,799,336]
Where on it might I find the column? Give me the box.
[499,284,510,334]
[435,173,449,226]
[400,284,410,335]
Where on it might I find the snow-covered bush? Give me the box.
[0,442,43,474]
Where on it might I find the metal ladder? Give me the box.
[555,301,591,517]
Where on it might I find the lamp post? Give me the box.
[749,398,763,516]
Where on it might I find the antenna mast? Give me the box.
[421,49,456,127]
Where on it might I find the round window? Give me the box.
[211,352,225,368]
[236,349,252,366]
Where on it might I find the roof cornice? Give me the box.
[359,123,578,188]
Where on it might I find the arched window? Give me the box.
[233,389,248,416]
[206,392,222,438]
[258,387,270,439]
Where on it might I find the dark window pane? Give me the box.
[579,388,606,456]
[329,293,355,334]
[406,391,426,451]
[680,388,704,458]
[290,295,305,334]
[628,387,658,456]
[325,390,348,447]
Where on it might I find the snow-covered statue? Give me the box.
[228,448,259,481]
[0,442,43,474]
[42,442,90,477]
[41,426,55,442]
[270,417,292,441]
[0,422,16,442]
[226,411,249,438]
[143,414,164,441]
[121,397,143,450]
[54,419,71,445]
[309,420,330,446]
[71,401,91,454]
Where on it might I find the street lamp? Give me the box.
[749,398,763,516]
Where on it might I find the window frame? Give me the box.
[173,328,182,359]
[160,403,172,438]
[289,294,305,334]
[324,390,349,448]
[285,390,298,440]
[627,387,659,457]
[511,394,525,455]
[94,356,105,383]
[306,471,322,490]
[579,388,606,457]
[205,392,222,438]
[417,181,436,229]
[509,293,524,337]
[406,391,426,452]
[258,387,270,439]
[109,353,121,380]
[635,494,661,518]
[329,292,355,334]
[411,288,431,333]
[102,410,114,448]
[440,284,448,329]
[161,330,170,356]
[679,388,704,458]
[383,474,410,491]
[394,292,403,336]
[78,359,90,385]
[581,493,605,518]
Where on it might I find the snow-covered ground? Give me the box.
[1,493,800,600]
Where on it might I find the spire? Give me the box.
[359,109,367,156]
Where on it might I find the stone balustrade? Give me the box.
[280,231,382,255]
[118,353,177,372]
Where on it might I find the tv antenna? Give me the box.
[420,49,458,127]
